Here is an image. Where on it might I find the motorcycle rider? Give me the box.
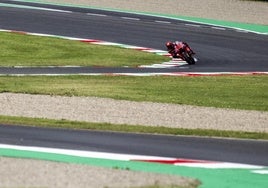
[166,41,194,58]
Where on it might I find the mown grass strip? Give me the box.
[1,115,267,140]
[0,75,267,111]
[0,32,168,67]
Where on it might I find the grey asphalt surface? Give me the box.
[0,0,268,74]
[1,124,268,166]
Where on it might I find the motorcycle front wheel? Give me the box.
[182,52,195,65]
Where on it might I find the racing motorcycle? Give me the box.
[167,41,196,65]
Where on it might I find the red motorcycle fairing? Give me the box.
[170,42,196,65]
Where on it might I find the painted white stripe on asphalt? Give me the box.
[27,33,55,37]
[90,42,123,46]
[252,170,268,174]
[0,3,72,13]
[1,72,268,77]
[211,27,226,30]
[121,17,140,21]
[29,33,86,41]
[142,49,167,53]
[87,13,107,17]
[0,144,175,161]
[155,20,171,24]
[175,162,263,169]
[139,61,187,68]
[0,144,266,169]
[235,29,249,33]
[36,7,72,13]
[0,29,9,32]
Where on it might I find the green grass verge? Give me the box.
[0,75,267,111]
[0,32,168,67]
[1,115,267,140]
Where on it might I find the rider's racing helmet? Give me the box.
[165,41,174,50]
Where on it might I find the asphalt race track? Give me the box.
[0,0,268,74]
[0,0,268,166]
[1,124,268,166]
